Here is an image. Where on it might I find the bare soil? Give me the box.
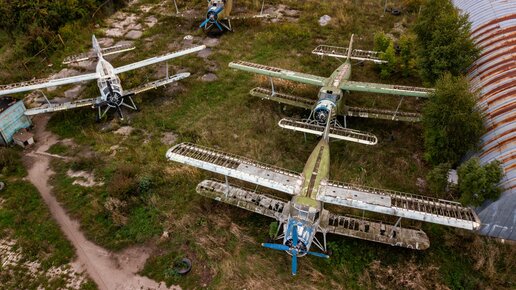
[23,115,180,290]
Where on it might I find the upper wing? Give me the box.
[317,180,481,230]
[196,179,288,220]
[340,81,434,98]
[113,45,206,74]
[319,210,430,250]
[0,73,99,97]
[229,61,327,87]
[166,143,302,195]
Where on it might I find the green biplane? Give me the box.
[229,34,434,145]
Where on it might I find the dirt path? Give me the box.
[23,115,180,290]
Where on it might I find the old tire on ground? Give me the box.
[174,258,192,275]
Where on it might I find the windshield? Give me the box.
[290,202,319,222]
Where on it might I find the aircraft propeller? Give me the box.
[261,224,329,275]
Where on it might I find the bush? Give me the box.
[374,31,418,78]
[427,163,452,196]
[0,0,127,54]
[458,158,503,206]
[107,164,138,198]
[422,73,484,166]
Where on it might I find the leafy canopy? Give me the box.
[422,73,484,166]
[413,0,479,83]
[458,158,503,206]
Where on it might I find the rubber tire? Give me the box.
[175,258,192,275]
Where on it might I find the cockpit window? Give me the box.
[319,91,340,102]
[291,203,319,222]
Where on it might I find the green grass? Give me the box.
[2,0,513,289]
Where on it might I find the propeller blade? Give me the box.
[292,224,298,247]
[214,21,224,31]
[303,251,330,259]
[116,105,124,120]
[200,18,210,28]
[291,251,298,276]
[261,243,290,251]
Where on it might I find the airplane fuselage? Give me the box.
[95,57,124,107]
[283,135,332,256]
[313,60,351,123]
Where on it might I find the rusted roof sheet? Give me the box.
[453,0,516,240]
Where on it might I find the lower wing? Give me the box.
[0,73,99,97]
[196,179,288,220]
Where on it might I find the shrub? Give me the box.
[458,158,503,206]
[427,162,452,196]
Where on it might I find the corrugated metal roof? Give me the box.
[453,0,516,240]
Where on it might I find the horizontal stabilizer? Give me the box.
[278,118,378,145]
[196,179,288,220]
[24,97,101,116]
[318,181,481,230]
[320,210,430,250]
[62,44,136,64]
[124,72,191,95]
[346,106,421,122]
[250,87,315,109]
[166,143,302,194]
[312,45,387,64]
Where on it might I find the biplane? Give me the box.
[229,34,435,145]
[0,35,205,120]
[166,110,480,275]
[173,0,268,33]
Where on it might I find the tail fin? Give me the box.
[347,34,354,59]
[92,35,102,59]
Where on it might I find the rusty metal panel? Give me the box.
[453,0,516,240]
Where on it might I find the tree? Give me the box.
[413,0,479,84]
[422,73,484,166]
[458,158,503,206]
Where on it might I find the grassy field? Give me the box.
[0,148,96,289]
[1,0,515,289]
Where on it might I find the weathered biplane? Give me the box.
[173,0,268,33]
[166,110,480,275]
[0,35,205,120]
[229,34,435,145]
